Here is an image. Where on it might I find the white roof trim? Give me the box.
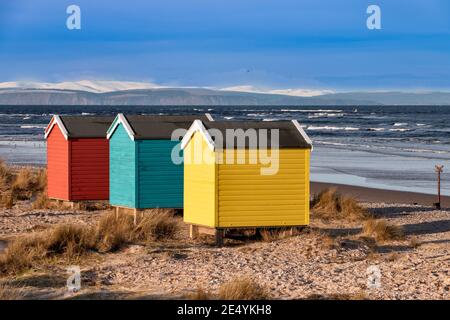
[106,113,136,141]
[205,113,214,121]
[292,120,313,151]
[180,120,215,151]
[44,115,69,140]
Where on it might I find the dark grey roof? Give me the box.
[60,116,114,138]
[124,115,209,139]
[203,121,311,149]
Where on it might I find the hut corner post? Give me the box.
[189,225,199,239]
[215,229,224,247]
[435,165,444,209]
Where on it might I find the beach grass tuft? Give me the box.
[0,191,14,209]
[218,277,269,300]
[32,193,51,209]
[135,209,180,241]
[96,212,135,252]
[311,188,369,221]
[0,209,181,275]
[362,218,404,242]
[259,228,295,242]
[185,287,212,300]
[0,160,47,208]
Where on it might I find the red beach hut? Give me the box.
[45,115,113,201]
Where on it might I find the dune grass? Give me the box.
[0,160,47,208]
[259,228,297,242]
[0,209,180,275]
[218,277,269,300]
[362,218,404,243]
[311,188,369,221]
[186,287,212,300]
[32,193,52,209]
[0,192,14,209]
[186,278,269,300]
[0,160,14,190]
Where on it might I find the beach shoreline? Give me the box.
[311,181,449,207]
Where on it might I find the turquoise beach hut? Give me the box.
[106,113,213,210]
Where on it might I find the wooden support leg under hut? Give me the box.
[189,225,225,247]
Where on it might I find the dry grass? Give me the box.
[0,191,14,209]
[0,209,181,275]
[385,252,401,262]
[95,212,135,252]
[321,235,337,250]
[362,218,405,243]
[0,234,47,275]
[259,227,299,242]
[11,168,47,201]
[186,287,212,300]
[32,193,51,209]
[0,225,96,275]
[218,277,269,300]
[44,224,97,259]
[259,228,285,242]
[0,160,47,208]
[409,236,421,248]
[311,188,369,221]
[0,160,14,190]
[0,282,25,300]
[135,209,180,241]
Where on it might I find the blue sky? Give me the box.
[1,0,450,91]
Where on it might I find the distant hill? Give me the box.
[1,86,450,106]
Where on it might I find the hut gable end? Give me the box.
[45,115,69,140]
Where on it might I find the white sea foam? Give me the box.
[307,126,359,131]
[280,109,342,112]
[20,125,46,129]
[393,122,407,126]
[308,112,345,118]
[247,113,268,117]
[368,128,385,131]
[307,126,340,131]
[389,128,411,132]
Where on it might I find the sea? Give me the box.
[1,105,449,196]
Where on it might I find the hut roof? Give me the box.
[45,115,114,139]
[107,114,213,140]
[181,120,313,150]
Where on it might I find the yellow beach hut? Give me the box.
[180,120,313,245]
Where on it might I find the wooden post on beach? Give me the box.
[435,165,444,209]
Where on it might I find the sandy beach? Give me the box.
[0,181,448,300]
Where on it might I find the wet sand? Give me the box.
[311,181,450,208]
